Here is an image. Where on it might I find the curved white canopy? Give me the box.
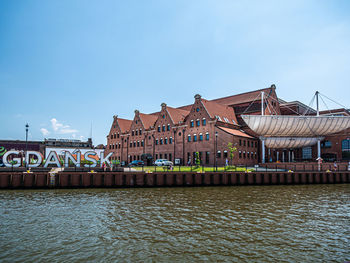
[265,137,324,149]
[241,115,350,136]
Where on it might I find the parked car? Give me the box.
[154,159,173,166]
[128,160,144,167]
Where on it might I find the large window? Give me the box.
[342,139,350,160]
[302,147,312,160]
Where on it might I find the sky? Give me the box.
[1,0,350,145]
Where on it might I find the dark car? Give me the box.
[128,160,144,167]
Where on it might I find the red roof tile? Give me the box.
[117,118,132,133]
[166,107,190,124]
[218,127,254,138]
[139,113,158,129]
[211,87,274,106]
[201,99,238,125]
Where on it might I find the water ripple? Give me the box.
[0,185,349,262]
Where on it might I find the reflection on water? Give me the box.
[0,185,349,262]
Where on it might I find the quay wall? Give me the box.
[0,171,349,189]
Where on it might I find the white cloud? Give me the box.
[40,128,50,136]
[50,118,78,134]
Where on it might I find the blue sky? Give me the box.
[1,0,350,145]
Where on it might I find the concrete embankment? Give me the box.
[0,171,349,189]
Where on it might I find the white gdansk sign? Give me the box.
[2,150,113,168]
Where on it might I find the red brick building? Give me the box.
[106,86,350,165]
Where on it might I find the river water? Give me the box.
[0,185,349,262]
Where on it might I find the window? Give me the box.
[255,142,258,148]
[239,151,242,158]
[247,152,250,158]
[178,132,181,136]
[160,138,163,145]
[130,142,132,147]
[149,136,151,140]
[169,153,172,161]
[342,139,350,160]
[159,154,162,159]
[135,130,138,136]
[224,117,229,123]
[199,133,203,141]
[206,132,209,141]
[190,120,194,127]
[202,118,206,126]
[139,129,142,135]
[205,152,210,164]
[133,141,136,147]
[162,114,165,119]
[215,115,222,121]
[158,126,161,132]
[224,151,228,158]
[117,133,120,138]
[156,139,159,145]
[243,152,246,158]
[137,141,140,147]
[321,140,332,148]
[194,134,197,142]
[132,130,134,136]
[188,135,191,142]
[196,107,200,112]
[156,154,158,159]
[248,141,250,147]
[302,147,312,160]
[243,140,246,146]
[165,138,168,144]
[109,144,111,149]
[239,139,242,146]
[167,124,170,131]
[217,151,221,158]
[162,125,165,132]
[141,140,144,147]
[196,119,200,126]
[169,137,173,144]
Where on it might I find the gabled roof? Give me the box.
[201,99,238,125]
[211,87,275,106]
[117,118,132,133]
[167,106,189,124]
[139,113,158,130]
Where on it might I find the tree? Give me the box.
[195,151,200,167]
[227,142,237,166]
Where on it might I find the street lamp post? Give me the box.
[215,131,218,171]
[173,129,176,164]
[182,129,185,166]
[25,123,29,168]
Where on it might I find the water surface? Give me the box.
[0,185,349,262]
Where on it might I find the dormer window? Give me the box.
[215,115,222,121]
[224,117,229,123]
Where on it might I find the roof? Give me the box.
[211,87,275,106]
[218,126,254,138]
[139,113,158,129]
[117,118,133,133]
[201,99,238,125]
[241,115,350,137]
[166,106,189,124]
[264,137,323,149]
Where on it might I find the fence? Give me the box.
[0,171,349,189]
